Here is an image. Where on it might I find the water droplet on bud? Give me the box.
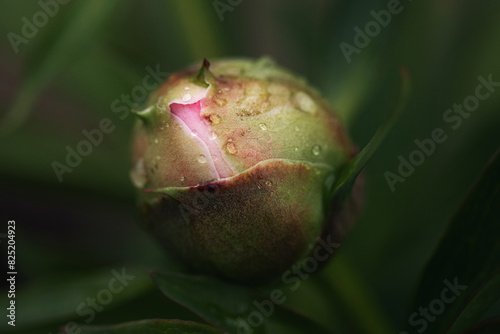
[191,130,198,137]
[209,131,217,140]
[312,145,322,156]
[213,96,227,107]
[265,180,272,187]
[182,93,192,101]
[130,159,147,188]
[226,142,237,154]
[198,154,207,163]
[156,99,168,111]
[293,91,317,114]
[259,123,268,131]
[210,114,221,125]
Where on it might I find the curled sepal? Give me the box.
[193,58,214,88]
[131,105,160,126]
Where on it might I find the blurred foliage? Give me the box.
[0,0,499,333]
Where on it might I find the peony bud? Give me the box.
[131,58,361,284]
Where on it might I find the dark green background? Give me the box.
[0,0,499,333]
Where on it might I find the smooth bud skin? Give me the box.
[131,58,359,284]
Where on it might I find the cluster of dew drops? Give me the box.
[140,84,324,187]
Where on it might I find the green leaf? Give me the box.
[449,273,500,333]
[0,0,121,134]
[317,256,397,334]
[0,266,153,333]
[0,124,133,200]
[408,149,500,334]
[72,319,221,334]
[326,57,378,128]
[151,271,330,334]
[459,316,500,334]
[330,67,411,197]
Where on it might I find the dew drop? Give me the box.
[293,91,317,114]
[312,145,322,156]
[156,99,168,111]
[130,159,147,189]
[198,154,207,163]
[184,86,190,90]
[154,138,158,144]
[210,114,221,125]
[209,131,217,140]
[191,130,198,137]
[226,142,237,154]
[294,147,299,151]
[259,123,268,131]
[265,180,273,187]
[213,96,227,107]
[182,93,192,101]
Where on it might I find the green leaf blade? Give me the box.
[330,67,411,197]
[408,149,500,334]
[73,319,222,334]
[450,273,500,333]
[151,271,330,334]
[1,0,121,134]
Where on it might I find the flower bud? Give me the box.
[131,58,361,284]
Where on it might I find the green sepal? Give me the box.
[329,67,411,200]
[193,58,213,88]
[131,105,160,126]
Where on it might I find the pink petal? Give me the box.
[170,101,234,179]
